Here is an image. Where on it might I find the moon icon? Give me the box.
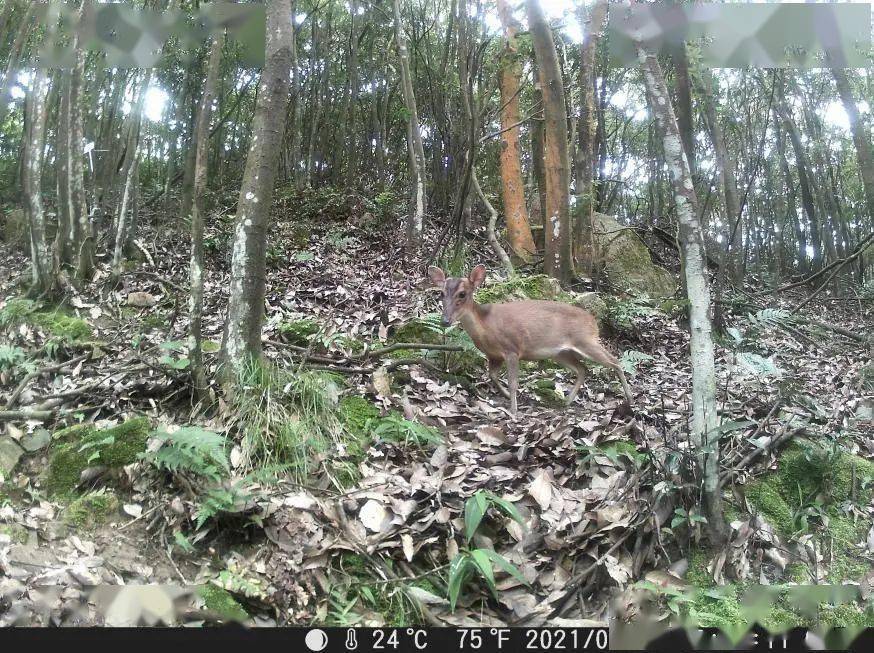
[305,629,329,652]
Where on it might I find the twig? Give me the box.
[122,270,186,294]
[717,425,802,489]
[0,409,54,421]
[5,353,90,409]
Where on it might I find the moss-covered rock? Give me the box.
[277,318,320,346]
[45,417,150,496]
[65,489,120,529]
[198,584,250,622]
[475,274,608,321]
[589,212,677,298]
[0,523,29,544]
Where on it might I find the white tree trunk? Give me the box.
[638,45,724,537]
[22,69,53,295]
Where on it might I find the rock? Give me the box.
[126,292,157,308]
[0,437,24,476]
[40,520,69,542]
[1,208,28,251]
[572,291,608,320]
[590,212,677,298]
[21,429,51,453]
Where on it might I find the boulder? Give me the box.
[590,212,677,298]
[0,437,24,477]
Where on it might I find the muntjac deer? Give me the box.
[428,264,633,415]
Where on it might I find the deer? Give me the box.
[427,264,633,415]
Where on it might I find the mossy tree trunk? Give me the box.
[221,0,293,381]
[638,45,725,541]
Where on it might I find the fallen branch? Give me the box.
[0,410,54,421]
[791,236,874,314]
[4,353,90,409]
[718,425,803,489]
[362,342,464,359]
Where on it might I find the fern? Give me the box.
[144,426,230,483]
[0,344,27,371]
[620,350,653,375]
[745,308,794,331]
[736,351,784,378]
[369,414,443,447]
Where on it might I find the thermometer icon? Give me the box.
[346,628,358,650]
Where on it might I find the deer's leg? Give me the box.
[487,358,510,398]
[556,351,587,406]
[506,353,520,415]
[575,343,633,404]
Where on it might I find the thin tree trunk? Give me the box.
[638,45,725,541]
[526,0,572,282]
[289,1,304,189]
[392,0,426,248]
[832,67,874,283]
[495,0,536,262]
[221,0,293,379]
[0,1,35,121]
[22,69,54,295]
[189,32,224,396]
[574,0,607,274]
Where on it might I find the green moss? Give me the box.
[198,584,250,622]
[392,318,443,345]
[0,523,28,544]
[340,396,380,436]
[475,274,571,305]
[860,363,874,392]
[277,318,320,346]
[531,378,565,407]
[65,489,120,529]
[745,475,794,535]
[31,310,92,341]
[45,417,150,496]
[785,563,809,584]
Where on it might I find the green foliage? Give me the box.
[447,492,527,611]
[602,295,657,334]
[46,417,151,496]
[327,553,419,626]
[0,298,37,327]
[619,349,654,375]
[198,584,249,622]
[369,413,442,447]
[0,344,29,373]
[745,308,795,333]
[474,274,571,305]
[339,396,381,436]
[144,426,230,484]
[65,489,120,529]
[0,298,92,342]
[229,359,346,482]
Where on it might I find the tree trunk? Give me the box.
[832,67,874,282]
[221,0,293,379]
[289,1,304,189]
[0,1,35,121]
[189,32,224,396]
[22,69,55,295]
[574,0,607,275]
[495,0,536,262]
[526,0,572,282]
[392,0,426,248]
[638,45,725,541]
[671,42,696,177]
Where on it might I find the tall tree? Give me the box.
[526,0,572,282]
[574,0,607,273]
[22,69,54,295]
[189,31,224,396]
[392,0,427,248]
[638,46,724,539]
[495,0,536,262]
[221,0,293,379]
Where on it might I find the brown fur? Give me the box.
[428,265,633,414]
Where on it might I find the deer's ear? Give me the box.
[469,264,486,289]
[427,266,446,288]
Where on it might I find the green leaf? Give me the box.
[448,553,471,611]
[481,549,528,586]
[470,549,497,597]
[670,515,686,529]
[717,419,756,434]
[464,491,488,543]
[174,531,195,553]
[159,340,186,352]
[484,491,525,527]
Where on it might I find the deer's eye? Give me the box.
[457,292,466,299]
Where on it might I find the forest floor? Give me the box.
[0,187,872,635]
